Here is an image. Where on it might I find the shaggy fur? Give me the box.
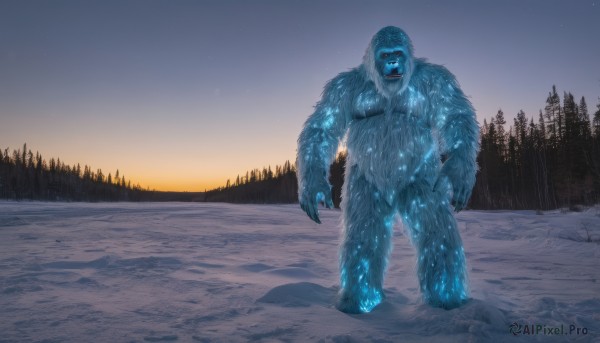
[296,26,479,313]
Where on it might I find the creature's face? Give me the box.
[364,26,414,97]
[375,48,407,84]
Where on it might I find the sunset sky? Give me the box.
[1,0,599,191]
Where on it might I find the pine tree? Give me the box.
[591,98,600,201]
[26,150,34,169]
[544,91,557,146]
[578,97,593,151]
[594,98,600,138]
[563,92,578,145]
[537,110,546,144]
[507,128,518,205]
[21,143,27,167]
[482,118,489,136]
[494,109,506,158]
[553,89,564,143]
[514,110,527,146]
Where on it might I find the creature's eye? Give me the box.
[394,51,404,57]
[380,52,389,59]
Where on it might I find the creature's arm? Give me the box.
[297,74,352,223]
[431,67,480,212]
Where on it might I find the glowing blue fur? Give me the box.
[297,27,479,313]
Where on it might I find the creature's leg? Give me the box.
[398,182,469,309]
[336,166,396,314]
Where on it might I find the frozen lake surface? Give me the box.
[1,202,599,342]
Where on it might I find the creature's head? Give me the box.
[363,26,414,98]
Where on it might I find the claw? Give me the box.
[309,198,321,224]
[326,197,334,209]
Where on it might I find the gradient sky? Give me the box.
[1,0,599,191]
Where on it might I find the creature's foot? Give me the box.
[425,296,469,310]
[335,292,362,314]
[335,288,384,314]
[422,276,469,310]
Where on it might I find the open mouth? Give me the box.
[385,68,403,79]
[385,73,403,79]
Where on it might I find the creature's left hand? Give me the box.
[433,156,475,212]
[299,178,334,224]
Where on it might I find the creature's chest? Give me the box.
[347,111,432,152]
[351,88,425,120]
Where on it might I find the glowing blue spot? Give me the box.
[384,215,394,229]
[322,116,334,129]
[453,140,463,149]
[316,192,325,203]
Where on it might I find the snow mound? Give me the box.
[257,282,335,307]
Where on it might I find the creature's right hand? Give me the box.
[299,180,334,224]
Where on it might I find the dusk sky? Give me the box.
[1,0,599,191]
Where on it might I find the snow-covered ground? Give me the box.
[0,202,599,343]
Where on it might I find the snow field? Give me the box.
[0,202,599,342]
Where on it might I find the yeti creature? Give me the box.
[296,26,479,313]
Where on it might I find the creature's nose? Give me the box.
[387,61,398,66]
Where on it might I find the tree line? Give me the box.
[202,153,348,206]
[471,86,600,209]
[206,85,600,210]
[203,160,298,203]
[0,143,159,201]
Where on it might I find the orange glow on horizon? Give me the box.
[132,176,226,192]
